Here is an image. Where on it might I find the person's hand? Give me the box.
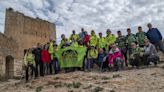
[140,48,145,52]
[140,52,144,57]
[130,55,134,59]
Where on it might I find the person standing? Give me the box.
[126,28,137,58]
[98,32,106,51]
[78,28,86,43]
[52,44,60,74]
[105,29,116,51]
[41,44,51,75]
[33,43,43,77]
[59,34,66,48]
[84,31,90,48]
[48,39,54,74]
[116,31,128,66]
[89,30,98,48]
[136,26,147,47]
[69,30,79,43]
[71,38,79,47]
[146,23,164,53]
[24,48,36,82]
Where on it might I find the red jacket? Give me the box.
[84,35,90,47]
[41,50,51,63]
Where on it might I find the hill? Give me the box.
[0,63,164,92]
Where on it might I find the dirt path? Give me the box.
[0,64,164,92]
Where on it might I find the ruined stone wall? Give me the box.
[0,32,18,78]
[0,8,56,78]
[4,8,56,58]
[0,32,18,56]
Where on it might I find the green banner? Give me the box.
[56,46,87,68]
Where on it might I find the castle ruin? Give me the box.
[0,8,56,79]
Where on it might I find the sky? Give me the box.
[0,0,164,43]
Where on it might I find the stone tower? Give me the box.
[4,8,56,58]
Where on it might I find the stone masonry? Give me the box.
[0,8,56,79]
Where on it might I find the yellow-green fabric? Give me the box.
[106,34,116,46]
[48,42,54,54]
[69,34,79,41]
[89,35,98,47]
[58,38,66,49]
[48,42,54,59]
[136,32,146,46]
[71,41,79,47]
[24,53,35,66]
[87,49,98,59]
[56,46,87,68]
[53,48,58,58]
[126,34,137,47]
[98,37,106,48]
[60,39,65,46]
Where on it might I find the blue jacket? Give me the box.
[146,28,162,44]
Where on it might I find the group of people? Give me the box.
[23,23,164,82]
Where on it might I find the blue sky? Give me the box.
[0,0,164,43]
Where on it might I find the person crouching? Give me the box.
[86,46,98,71]
[129,42,142,68]
[107,44,124,71]
[143,38,159,66]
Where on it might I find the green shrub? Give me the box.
[35,86,43,92]
[94,86,103,92]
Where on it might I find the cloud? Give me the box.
[0,0,164,44]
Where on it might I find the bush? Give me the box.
[66,82,82,89]
[35,86,43,92]
[112,74,122,78]
[72,82,82,88]
[94,86,103,92]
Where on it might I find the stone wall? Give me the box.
[4,8,56,58]
[0,8,56,79]
[0,32,18,78]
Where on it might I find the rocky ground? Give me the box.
[0,63,164,92]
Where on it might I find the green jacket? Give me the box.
[98,37,106,49]
[48,42,54,59]
[71,41,79,47]
[58,38,66,49]
[131,47,141,58]
[89,35,98,47]
[126,34,137,47]
[136,31,146,46]
[53,48,58,58]
[106,34,116,46]
[60,39,65,46]
[48,42,54,54]
[87,49,98,59]
[24,53,35,66]
[116,35,126,49]
[69,34,79,42]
